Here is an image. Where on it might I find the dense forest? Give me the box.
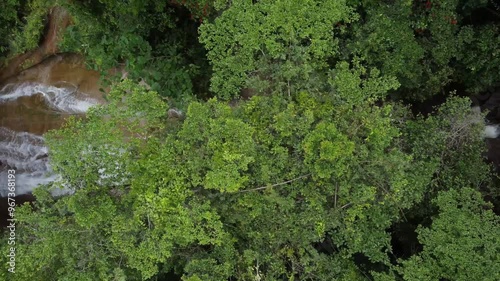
[1,0,500,280]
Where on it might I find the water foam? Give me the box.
[0,82,99,113]
[0,127,48,172]
[0,127,71,197]
[483,125,500,139]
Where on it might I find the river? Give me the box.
[0,54,106,225]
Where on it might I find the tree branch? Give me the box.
[340,202,352,209]
[239,174,311,193]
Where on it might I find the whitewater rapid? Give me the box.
[0,82,100,196]
[0,82,99,113]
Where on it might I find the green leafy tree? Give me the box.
[3,66,442,280]
[345,0,497,99]
[199,0,357,99]
[375,187,500,281]
[0,0,21,58]
[402,95,493,200]
[1,1,500,280]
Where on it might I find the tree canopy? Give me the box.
[1,0,499,280]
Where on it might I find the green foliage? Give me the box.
[201,0,500,101]
[0,0,211,99]
[0,186,135,281]
[58,0,215,100]
[346,1,425,96]
[0,0,21,58]
[397,187,500,281]
[9,0,56,56]
[46,79,168,189]
[199,0,357,99]
[2,1,500,280]
[403,96,491,191]
[59,0,169,70]
[345,0,498,100]
[455,24,500,93]
[6,68,496,281]
[8,67,440,279]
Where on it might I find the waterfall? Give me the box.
[0,82,100,196]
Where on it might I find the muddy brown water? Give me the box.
[0,54,106,133]
[0,93,74,135]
